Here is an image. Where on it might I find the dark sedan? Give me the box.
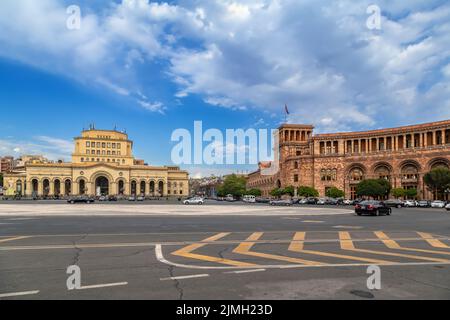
[67,196,95,204]
[355,200,392,216]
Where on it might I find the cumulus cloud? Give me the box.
[0,0,449,129]
[0,136,73,161]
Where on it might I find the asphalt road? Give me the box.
[0,201,449,300]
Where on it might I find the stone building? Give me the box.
[247,120,450,200]
[3,128,189,198]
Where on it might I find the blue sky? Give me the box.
[1,0,450,177]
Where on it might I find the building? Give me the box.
[3,128,189,197]
[247,120,450,200]
[0,156,15,174]
[190,176,224,197]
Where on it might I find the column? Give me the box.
[419,132,423,148]
[432,131,436,145]
[72,181,79,196]
[376,138,379,151]
[49,181,54,196]
[351,140,354,154]
[61,182,65,197]
[38,181,43,197]
[442,129,446,145]
[25,180,32,197]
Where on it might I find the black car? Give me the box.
[417,200,431,208]
[384,199,404,208]
[108,195,118,201]
[355,200,392,216]
[67,196,95,204]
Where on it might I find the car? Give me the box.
[404,200,417,207]
[342,199,354,205]
[316,198,327,205]
[256,197,270,203]
[136,196,145,202]
[326,198,339,205]
[128,196,136,201]
[431,200,446,208]
[445,203,450,211]
[417,200,431,207]
[269,199,293,206]
[67,196,95,204]
[384,199,404,208]
[98,196,108,201]
[242,195,256,203]
[299,197,318,205]
[355,200,391,216]
[183,197,204,205]
[108,195,118,201]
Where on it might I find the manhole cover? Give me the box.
[350,290,374,299]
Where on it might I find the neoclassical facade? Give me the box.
[247,120,450,200]
[3,128,189,197]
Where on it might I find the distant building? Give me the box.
[3,128,189,197]
[0,156,15,173]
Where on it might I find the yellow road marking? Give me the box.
[288,232,392,264]
[233,232,325,266]
[0,236,30,243]
[417,232,450,249]
[339,232,450,263]
[172,233,257,267]
[375,231,450,257]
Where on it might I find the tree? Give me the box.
[356,179,390,199]
[424,167,450,200]
[325,187,345,198]
[246,188,262,197]
[270,188,284,198]
[391,188,405,199]
[405,188,418,199]
[297,186,319,197]
[283,186,295,196]
[217,174,247,198]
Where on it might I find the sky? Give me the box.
[1,0,450,178]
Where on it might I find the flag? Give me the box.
[285,104,290,115]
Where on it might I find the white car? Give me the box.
[183,197,204,205]
[404,200,416,207]
[431,200,446,208]
[445,203,450,211]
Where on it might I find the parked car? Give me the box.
[404,200,417,207]
[183,197,204,205]
[98,196,108,202]
[445,203,450,211]
[316,198,327,205]
[67,196,95,204]
[256,197,270,203]
[299,197,318,204]
[384,199,404,208]
[108,196,118,201]
[326,198,339,205]
[342,199,354,205]
[242,195,256,203]
[270,199,293,206]
[136,196,145,202]
[417,200,431,208]
[431,200,446,208]
[128,196,136,201]
[355,200,392,216]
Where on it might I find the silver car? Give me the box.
[445,203,450,211]
[269,199,293,206]
[184,197,204,205]
[431,200,446,208]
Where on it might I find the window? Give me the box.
[102,150,105,155]
[112,151,116,155]
[107,143,111,148]
[117,151,121,156]
[107,151,111,155]
[97,142,100,147]
[102,143,106,148]
[97,150,100,155]
[86,142,90,147]
[92,150,95,154]
[112,143,116,148]
[86,150,90,155]
[81,158,84,162]
[117,143,121,149]
[294,174,299,182]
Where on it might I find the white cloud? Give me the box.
[0,136,73,161]
[0,0,449,128]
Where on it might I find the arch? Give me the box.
[276,179,281,189]
[346,163,366,182]
[42,179,50,197]
[54,179,61,196]
[373,162,393,180]
[117,179,125,195]
[79,179,86,195]
[428,158,450,170]
[130,180,137,196]
[31,179,39,195]
[64,179,72,196]
[149,180,155,194]
[95,176,110,196]
[399,160,422,173]
[158,181,164,196]
[89,171,114,184]
[140,180,146,196]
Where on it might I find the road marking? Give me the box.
[333,226,363,229]
[0,236,30,243]
[225,269,266,274]
[78,282,128,290]
[233,232,325,266]
[301,220,324,223]
[160,274,209,281]
[172,233,257,267]
[0,290,40,298]
[417,232,450,249]
[288,232,392,264]
[340,232,450,263]
[374,231,450,258]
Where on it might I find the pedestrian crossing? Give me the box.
[166,231,450,269]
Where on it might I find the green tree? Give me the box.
[424,167,450,200]
[391,188,405,199]
[217,174,247,198]
[283,186,295,196]
[246,188,262,197]
[356,179,390,199]
[325,187,345,198]
[405,188,418,199]
[297,186,319,197]
[270,188,284,198]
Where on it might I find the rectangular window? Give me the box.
[112,143,116,148]
[102,142,106,148]
[294,174,299,182]
[107,143,111,148]
[117,143,121,149]
[97,142,100,148]
[112,151,116,155]
[86,150,90,155]
[117,151,121,156]
[86,142,90,147]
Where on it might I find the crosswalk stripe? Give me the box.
[171,233,257,267]
[417,232,450,249]
[288,232,392,264]
[339,232,450,263]
[233,232,325,266]
[374,231,450,258]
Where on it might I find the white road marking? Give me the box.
[0,290,40,298]
[160,274,209,281]
[0,236,30,243]
[225,269,266,274]
[78,282,128,290]
[333,225,363,229]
